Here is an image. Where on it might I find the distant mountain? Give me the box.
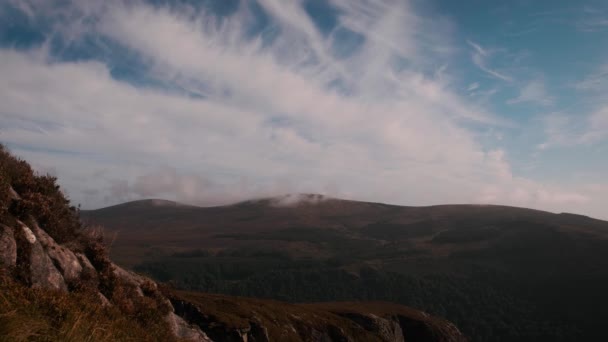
[83,195,608,342]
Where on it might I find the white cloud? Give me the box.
[466,40,487,57]
[508,80,554,106]
[0,0,606,219]
[539,108,608,149]
[467,82,479,92]
[575,64,608,92]
[582,106,608,142]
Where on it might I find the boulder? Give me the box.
[0,224,17,268]
[166,312,213,342]
[31,222,83,281]
[22,223,67,291]
[113,265,150,296]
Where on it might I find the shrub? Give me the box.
[0,144,81,243]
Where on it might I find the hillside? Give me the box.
[0,145,466,341]
[83,195,608,341]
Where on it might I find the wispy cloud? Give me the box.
[508,80,554,106]
[539,107,608,150]
[467,82,479,92]
[467,40,513,82]
[0,0,604,218]
[577,18,608,32]
[575,64,608,91]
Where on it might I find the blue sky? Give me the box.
[1,0,608,219]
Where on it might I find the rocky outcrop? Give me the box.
[1,183,211,342]
[171,298,270,342]
[30,221,83,281]
[18,221,68,291]
[169,293,468,342]
[338,313,405,341]
[334,311,464,342]
[2,217,211,342]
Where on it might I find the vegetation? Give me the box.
[0,144,81,244]
[0,144,179,341]
[136,254,587,342]
[0,269,180,342]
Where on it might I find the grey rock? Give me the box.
[23,228,67,291]
[0,224,17,269]
[31,222,83,281]
[113,265,150,296]
[166,312,213,342]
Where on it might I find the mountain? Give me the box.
[83,195,608,341]
[0,144,466,341]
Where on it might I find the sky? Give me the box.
[1,0,608,219]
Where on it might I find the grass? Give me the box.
[0,272,181,342]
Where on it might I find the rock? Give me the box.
[8,186,20,200]
[21,224,37,244]
[166,312,213,342]
[20,222,67,291]
[113,265,149,296]
[31,222,83,281]
[248,321,270,342]
[75,252,97,277]
[98,292,111,307]
[0,224,17,268]
[338,313,404,342]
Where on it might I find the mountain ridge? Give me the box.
[83,192,608,341]
[89,193,605,222]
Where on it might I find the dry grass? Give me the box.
[0,273,179,342]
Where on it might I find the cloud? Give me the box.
[538,107,608,149]
[583,106,608,142]
[467,82,479,92]
[0,0,606,219]
[507,80,554,106]
[575,64,608,92]
[467,40,513,82]
[466,40,487,57]
[577,17,608,32]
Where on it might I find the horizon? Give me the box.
[2,0,608,219]
[87,193,605,222]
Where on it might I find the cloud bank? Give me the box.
[1,0,607,219]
